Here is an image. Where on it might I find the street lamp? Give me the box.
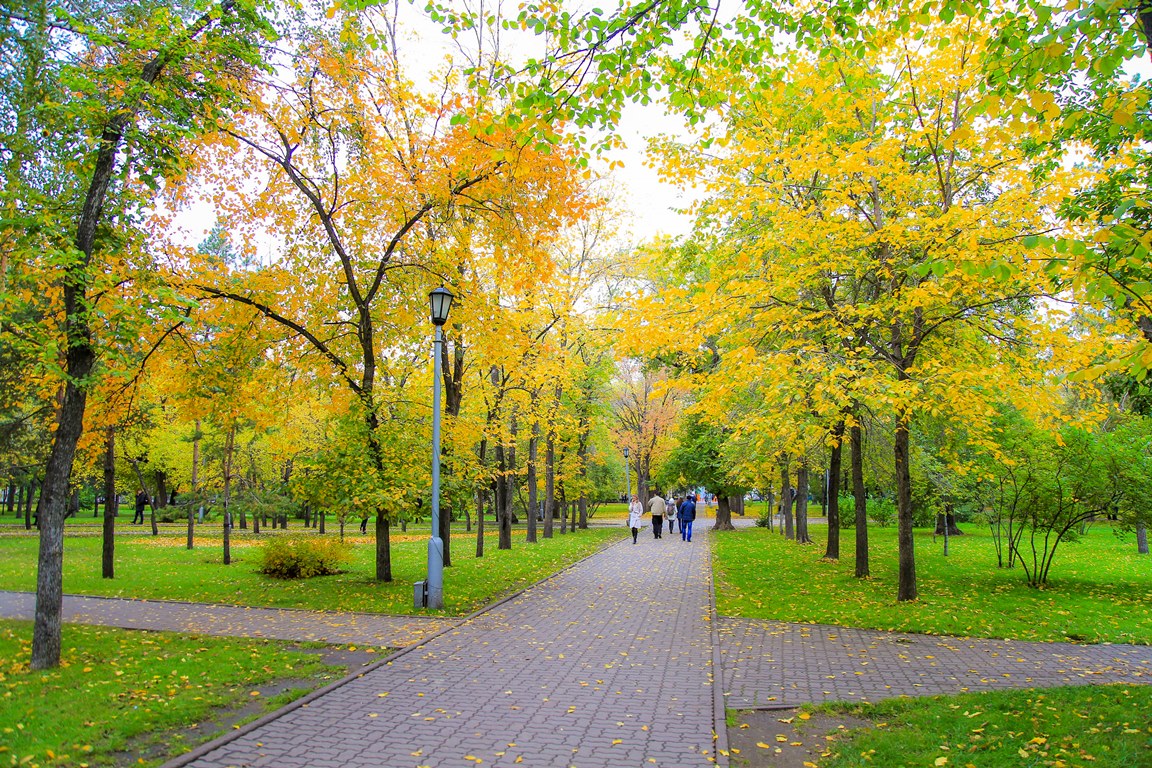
[420,286,453,609]
[623,446,630,505]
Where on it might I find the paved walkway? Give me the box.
[0,591,455,648]
[169,529,719,768]
[721,618,1152,708]
[5,521,1151,768]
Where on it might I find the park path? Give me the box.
[162,528,720,768]
[0,591,456,648]
[5,520,1151,767]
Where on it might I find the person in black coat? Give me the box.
[132,490,147,524]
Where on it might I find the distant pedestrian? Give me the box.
[360,515,368,534]
[678,494,697,542]
[133,491,147,525]
[647,492,666,539]
[669,497,678,534]
[628,495,644,544]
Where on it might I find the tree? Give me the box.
[3,0,269,670]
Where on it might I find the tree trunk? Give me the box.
[894,414,917,601]
[851,422,869,578]
[527,423,539,544]
[499,412,516,551]
[102,427,116,579]
[439,495,451,568]
[559,484,567,534]
[375,511,391,581]
[1137,521,1148,555]
[222,425,235,566]
[4,481,13,515]
[795,463,812,544]
[319,508,325,534]
[780,457,794,540]
[934,512,963,536]
[824,422,843,560]
[155,471,168,510]
[188,420,199,550]
[475,488,486,558]
[714,496,735,531]
[543,430,555,539]
[476,437,487,558]
[24,481,34,530]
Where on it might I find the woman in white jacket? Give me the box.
[628,495,644,544]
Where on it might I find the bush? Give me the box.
[755,508,774,528]
[836,495,857,528]
[867,497,896,527]
[259,536,351,579]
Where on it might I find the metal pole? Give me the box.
[625,455,630,503]
[427,325,445,609]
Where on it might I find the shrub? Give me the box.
[867,497,896,527]
[259,536,351,579]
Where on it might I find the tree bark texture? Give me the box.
[188,421,199,550]
[894,415,917,601]
[375,512,391,581]
[934,513,963,536]
[713,496,735,531]
[780,457,794,540]
[795,463,812,544]
[101,426,116,579]
[527,424,539,544]
[222,425,234,566]
[1137,522,1148,555]
[851,423,869,578]
[544,431,555,539]
[824,422,843,560]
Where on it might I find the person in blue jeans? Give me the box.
[678,494,697,542]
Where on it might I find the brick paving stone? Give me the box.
[165,530,719,768]
[719,618,1152,708]
[0,590,454,647]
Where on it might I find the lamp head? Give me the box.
[429,287,454,326]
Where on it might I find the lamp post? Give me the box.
[623,446,630,505]
[423,286,453,609]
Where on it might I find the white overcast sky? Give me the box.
[170,6,699,253]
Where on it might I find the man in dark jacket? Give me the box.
[678,494,697,542]
[133,490,147,525]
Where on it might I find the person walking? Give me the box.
[668,496,678,534]
[678,494,697,542]
[628,495,644,544]
[647,491,666,539]
[132,490,147,525]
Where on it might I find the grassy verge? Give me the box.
[0,527,625,616]
[0,619,342,767]
[813,684,1152,767]
[713,524,1152,644]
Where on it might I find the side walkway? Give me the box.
[0,591,456,648]
[721,618,1152,709]
[167,530,719,768]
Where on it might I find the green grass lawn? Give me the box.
[714,523,1152,644]
[0,526,625,616]
[811,684,1152,767]
[0,619,341,767]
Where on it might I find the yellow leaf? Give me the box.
[935,758,948,767]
